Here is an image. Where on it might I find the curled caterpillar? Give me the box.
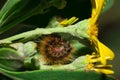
[39,34,73,65]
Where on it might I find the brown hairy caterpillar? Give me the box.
[39,34,73,65]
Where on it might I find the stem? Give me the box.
[0,19,90,43]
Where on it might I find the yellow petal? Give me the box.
[92,36,115,65]
[98,41,115,65]
[90,0,104,26]
[94,68,114,74]
[60,17,78,26]
[94,65,113,68]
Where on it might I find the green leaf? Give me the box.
[0,48,23,71]
[0,0,21,24]
[0,0,67,34]
[0,0,30,34]
[0,68,115,80]
[0,0,30,27]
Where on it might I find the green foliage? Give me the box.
[0,0,113,35]
[0,68,114,80]
[23,54,40,70]
[0,0,30,34]
[0,48,23,71]
[0,0,21,23]
[0,0,67,34]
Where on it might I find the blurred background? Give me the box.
[99,0,120,79]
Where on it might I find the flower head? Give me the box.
[86,0,115,74]
[46,0,115,74]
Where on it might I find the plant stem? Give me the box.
[0,19,90,43]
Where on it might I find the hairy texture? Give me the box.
[39,34,73,65]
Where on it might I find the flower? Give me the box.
[86,0,115,74]
[56,0,115,74]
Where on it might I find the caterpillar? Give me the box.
[39,34,73,65]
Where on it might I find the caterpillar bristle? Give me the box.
[39,34,73,65]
